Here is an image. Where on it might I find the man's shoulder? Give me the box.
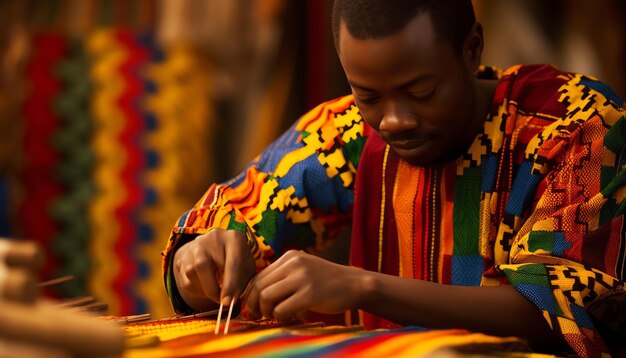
[301,95,357,119]
[295,95,363,132]
[496,64,624,121]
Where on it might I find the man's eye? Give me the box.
[356,96,379,105]
[410,85,437,100]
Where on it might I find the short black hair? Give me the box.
[332,0,476,53]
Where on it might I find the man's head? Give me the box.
[332,0,475,55]
[333,0,488,166]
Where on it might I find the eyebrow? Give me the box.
[349,74,434,92]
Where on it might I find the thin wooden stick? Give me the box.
[38,275,74,288]
[67,301,109,314]
[142,309,220,323]
[178,309,220,319]
[118,313,152,324]
[55,296,95,308]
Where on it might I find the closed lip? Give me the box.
[389,138,430,150]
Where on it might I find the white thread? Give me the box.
[224,297,236,334]
[214,302,224,334]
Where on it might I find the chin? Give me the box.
[391,144,442,167]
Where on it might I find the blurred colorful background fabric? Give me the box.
[0,0,349,318]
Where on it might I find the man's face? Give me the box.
[338,13,478,166]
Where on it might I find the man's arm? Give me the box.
[358,269,568,351]
[163,96,366,313]
[244,250,568,352]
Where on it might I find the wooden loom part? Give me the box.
[0,238,44,269]
[0,266,38,303]
[0,239,125,357]
[0,300,124,357]
[0,239,41,304]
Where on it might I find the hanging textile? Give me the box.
[20,32,67,282]
[50,38,94,297]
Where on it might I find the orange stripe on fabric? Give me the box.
[438,163,456,282]
[222,168,269,210]
[413,166,427,280]
[393,159,421,279]
[295,96,354,132]
[360,329,466,356]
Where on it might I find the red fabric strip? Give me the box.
[20,33,67,282]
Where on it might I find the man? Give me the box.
[163,1,626,356]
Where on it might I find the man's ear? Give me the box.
[463,22,484,71]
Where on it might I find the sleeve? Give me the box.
[162,95,367,313]
[494,77,626,357]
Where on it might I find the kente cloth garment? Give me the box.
[163,65,626,357]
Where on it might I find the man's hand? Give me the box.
[173,229,256,311]
[243,250,365,321]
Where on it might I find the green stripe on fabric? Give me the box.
[528,231,555,252]
[599,116,626,225]
[344,136,366,168]
[600,198,617,225]
[259,342,333,357]
[226,212,247,232]
[601,167,626,199]
[502,264,550,287]
[599,165,622,225]
[600,166,615,197]
[603,116,626,154]
[453,166,481,255]
[256,209,278,245]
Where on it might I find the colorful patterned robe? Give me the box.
[163,65,626,357]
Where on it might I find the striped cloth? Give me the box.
[163,65,626,357]
[123,319,532,358]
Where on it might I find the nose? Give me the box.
[379,101,418,133]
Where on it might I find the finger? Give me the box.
[272,289,310,322]
[243,250,299,301]
[192,250,221,303]
[220,230,253,305]
[174,248,206,297]
[243,276,264,319]
[244,256,296,318]
[179,263,206,297]
[247,249,297,289]
[244,271,275,318]
[258,277,298,319]
[199,231,227,270]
